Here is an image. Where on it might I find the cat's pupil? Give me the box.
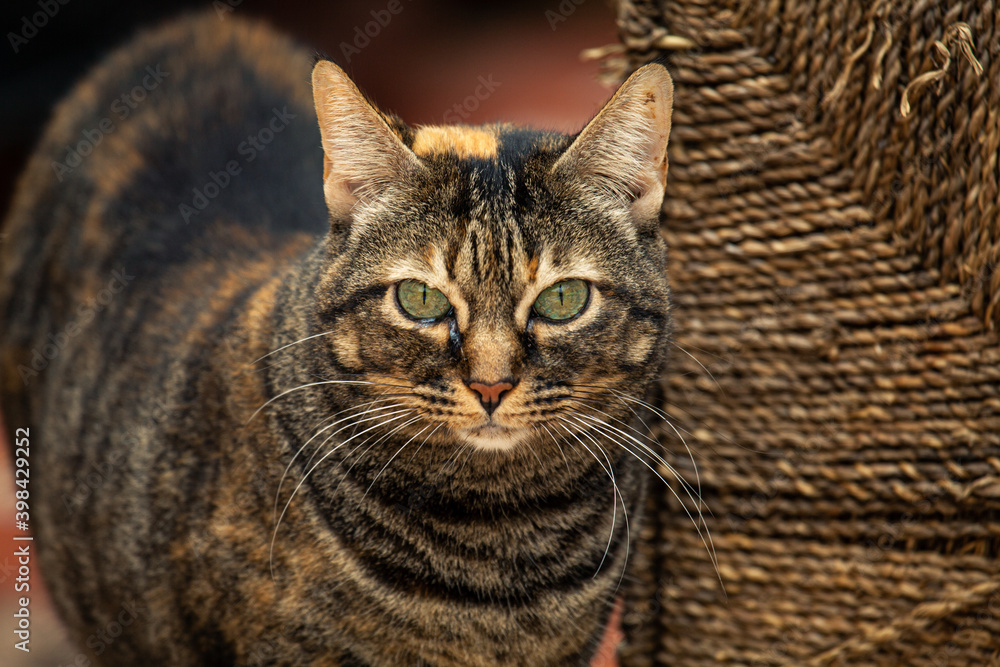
[532,279,589,321]
[396,280,452,321]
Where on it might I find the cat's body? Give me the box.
[0,13,674,667]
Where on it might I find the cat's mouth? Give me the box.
[462,424,528,451]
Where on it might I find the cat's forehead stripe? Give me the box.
[412,126,499,160]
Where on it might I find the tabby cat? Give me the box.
[0,12,674,667]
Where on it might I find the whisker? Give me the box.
[320,371,421,385]
[274,400,409,519]
[404,422,444,465]
[524,435,545,470]
[569,392,704,513]
[566,398,661,447]
[573,382,738,450]
[252,330,337,364]
[602,388,707,518]
[248,380,391,425]
[566,405,701,505]
[552,419,629,587]
[537,423,570,470]
[563,412,723,590]
[571,385,714,509]
[594,387,713,509]
[301,406,414,473]
[453,440,481,478]
[337,415,425,502]
[570,386,694,438]
[434,441,469,483]
[669,340,724,393]
[563,411,716,559]
[571,422,632,595]
[360,422,432,502]
[269,410,414,579]
[570,413,704,521]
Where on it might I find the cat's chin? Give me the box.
[461,424,530,452]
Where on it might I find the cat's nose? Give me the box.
[466,379,516,416]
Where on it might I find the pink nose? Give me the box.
[467,380,515,416]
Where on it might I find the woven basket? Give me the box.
[597,1,1000,665]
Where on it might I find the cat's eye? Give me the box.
[396,280,452,321]
[532,279,589,321]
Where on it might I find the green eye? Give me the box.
[397,280,452,320]
[532,279,589,321]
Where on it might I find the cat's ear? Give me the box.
[554,63,673,226]
[312,60,421,222]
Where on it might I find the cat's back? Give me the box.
[0,12,325,417]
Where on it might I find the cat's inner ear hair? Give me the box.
[311,60,422,228]
[553,63,673,227]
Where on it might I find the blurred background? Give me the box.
[0,0,619,663]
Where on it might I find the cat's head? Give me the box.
[309,60,672,453]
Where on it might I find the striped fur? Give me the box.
[0,12,674,667]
